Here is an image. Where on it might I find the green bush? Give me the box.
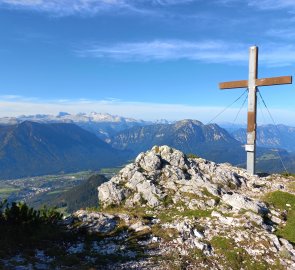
[186,153,199,159]
[0,200,66,258]
[0,200,63,226]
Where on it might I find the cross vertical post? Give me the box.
[246,46,258,175]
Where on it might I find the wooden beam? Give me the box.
[219,80,248,89]
[246,46,258,176]
[256,76,292,87]
[219,76,292,90]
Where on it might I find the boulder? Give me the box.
[222,193,269,214]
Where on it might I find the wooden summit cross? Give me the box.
[219,46,292,175]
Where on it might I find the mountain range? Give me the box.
[0,121,128,179]
[2,113,295,152]
[232,124,295,152]
[1,112,295,178]
[110,119,246,164]
[0,112,149,141]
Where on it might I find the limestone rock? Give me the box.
[222,193,269,214]
[70,210,118,234]
[88,146,295,269]
[98,182,130,208]
[98,145,256,210]
[5,145,295,270]
[135,150,162,172]
[129,221,151,232]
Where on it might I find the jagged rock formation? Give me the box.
[99,145,265,211]
[93,146,295,269]
[3,146,295,269]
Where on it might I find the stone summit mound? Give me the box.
[3,146,295,269]
[81,145,295,269]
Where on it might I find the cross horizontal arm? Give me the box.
[219,80,248,89]
[219,76,292,90]
[256,76,292,87]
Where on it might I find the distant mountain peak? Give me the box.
[110,119,242,165]
[175,119,203,127]
[57,112,71,117]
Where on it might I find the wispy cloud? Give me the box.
[0,94,23,99]
[149,0,196,5]
[0,94,38,101]
[0,0,197,15]
[77,40,248,63]
[259,44,295,66]
[266,28,295,40]
[77,39,295,66]
[0,0,129,15]
[247,0,295,10]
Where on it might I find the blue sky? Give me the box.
[0,0,295,124]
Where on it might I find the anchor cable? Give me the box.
[225,91,248,136]
[232,92,248,124]
[257,90,288,174]
[207,89,248,124]
[257,97,267,125]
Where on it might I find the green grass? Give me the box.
[55,207,68,214]
[99,167,124,174]
[211,236,281,270]
[202,188,220,202]
[281,172,295,178]
[47,189,68,195]
[186,153,199,159]
[264,191,295,244]
[0,187,20,197]
[264,191,295,210]
[211,236,245,269]
[287,181,295,192]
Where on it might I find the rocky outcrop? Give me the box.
[96,146,295,269]
[98,145,261,211]
[3,146,295,270]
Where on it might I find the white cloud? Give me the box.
[2,0,294,15]
[77,40,248,63]
[150,0,195,5]
[247,0,295,10]
[77,39,295,67]
[0,0,197,15]
[266,28,295,40]
[0,94,23,99]
[0,0,135,15]
[259,44,295,66]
